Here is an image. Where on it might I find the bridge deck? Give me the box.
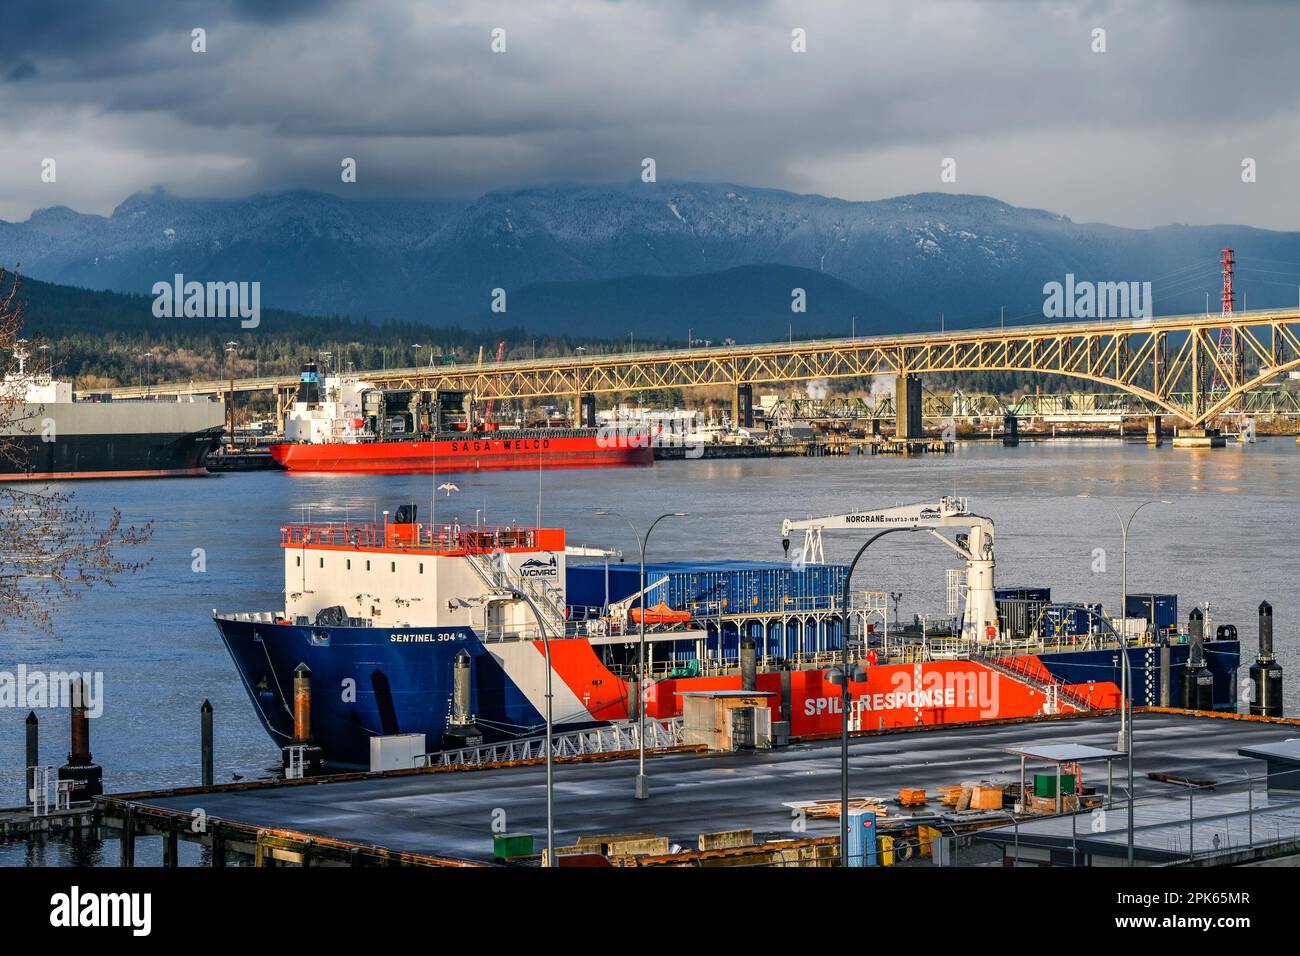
[105,308,1300,428]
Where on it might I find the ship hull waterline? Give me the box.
[215,616,1241,769]
[0,426,224,481]
[269,434,653,475]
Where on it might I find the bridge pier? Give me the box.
[1147,414,1163,447]
[1172,426,1225,448]
[578,393,597,429]
[895,374,922,440]
[732,382,754,429]
[277,386,297,424]
[1001,414,1019,447]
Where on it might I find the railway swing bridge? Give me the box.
[109,309,1300,433]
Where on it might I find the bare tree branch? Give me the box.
[0,268,152,632]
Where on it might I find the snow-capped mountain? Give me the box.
[3,181,1298,338]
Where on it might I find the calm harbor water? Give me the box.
[1,437,1298,860]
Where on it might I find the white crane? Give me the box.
[780,496,999,642]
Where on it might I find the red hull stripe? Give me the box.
[270,437,652,474]
[541,646,1116,734]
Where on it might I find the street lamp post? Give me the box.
[832,527,914,866]
[508,587,557,867]
[224,341,238,444]
[596,509,686,800]
[1077,494,1172,867]
[1078,494,1172,749]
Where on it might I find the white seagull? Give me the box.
[437,482,460,496]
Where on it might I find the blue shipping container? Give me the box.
[1042,603,1102,637]
[566,560,848,618]
[996,586,1052,603]
[1125,593,1178,634]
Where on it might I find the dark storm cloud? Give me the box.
[0,0,340,55]
[0,0,1297,229]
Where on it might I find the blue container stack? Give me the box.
[1125,593,1179,636]
[1041,603,1103,637]
[995,586,1052,603]
[566,560,848,617]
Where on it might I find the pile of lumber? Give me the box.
[937,782,1006,811]
[1025,794,1081,814]
[784,797,891,820]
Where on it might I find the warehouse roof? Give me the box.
[1001,743,1124,764]
[1238,738,1300,761]
[977,789,1300,863]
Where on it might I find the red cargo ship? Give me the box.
[271,363,650,475]
[270,429,652,474]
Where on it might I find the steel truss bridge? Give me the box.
[109,309,1300,427]
[779,387,1300,424]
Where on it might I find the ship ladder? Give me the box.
[463,551,568,631]
[984,656,1094,713]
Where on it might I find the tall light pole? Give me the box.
[508,587,557,867]
[1078,494,1172,868]
[596,509,687,800]
[1077,494,1172,750]
[224,341,238,443]
[829,527,914,866]
[140,351,154,395]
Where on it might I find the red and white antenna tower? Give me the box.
[1211,248,1238,396]
[1220,247,1235,315]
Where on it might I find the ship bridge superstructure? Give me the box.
[280,514,568,633]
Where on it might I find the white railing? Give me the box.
[463,551,569,630]
[422,717,685,768]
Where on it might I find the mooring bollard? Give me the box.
[201,699,214,787]
[283,664,323,776]
[293,664,312,743]
[25,711,37,807]
[1182,608,1214,711]
[57,676,103,801]
[740,637,757,692]
[1250,601,1284,718]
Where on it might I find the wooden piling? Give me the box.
[201,699,214,787]
[119,808,135,867]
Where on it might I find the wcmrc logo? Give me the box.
[518,554,559,579]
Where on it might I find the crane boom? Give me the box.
[781,496,998,641]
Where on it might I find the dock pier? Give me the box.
[54,709,1300,869]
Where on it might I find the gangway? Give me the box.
[981,656,1095,713]
[421,716,685,768]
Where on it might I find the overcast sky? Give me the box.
[0,0,1296,229]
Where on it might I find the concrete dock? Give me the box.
[96,710,1300,866]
